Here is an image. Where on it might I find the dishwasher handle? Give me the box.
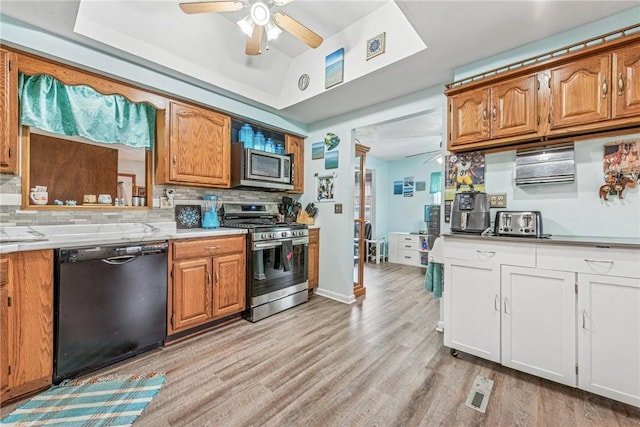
[101,255,138,265]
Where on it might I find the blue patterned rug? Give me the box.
[1,373,165,426]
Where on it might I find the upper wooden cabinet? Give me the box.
[613,44,640,119]
[549,54,610,129]
[449,75,537,148]
[285,134,304,193]
[157,100,231,188]
[0,48,18,174]
[446,32,640,152]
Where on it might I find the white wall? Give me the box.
[365,155,389,241]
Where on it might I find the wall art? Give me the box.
[175,204,202,229]
[366,32,385,60]
[444,151,486,201]
[403,176,414,197]
[599,138,640,201]
[325,48,344,89]
[393,180,403,195]
[312,142,324,160]
[325,132,340,150]
[415,181,426,192]
[325,150,339,169]
[316,174,336,202]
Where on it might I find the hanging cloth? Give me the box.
[18,73,155,148]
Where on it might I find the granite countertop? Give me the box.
[442,232,640,249]
[0,222,248,254]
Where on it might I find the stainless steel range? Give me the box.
[221,202,308,322]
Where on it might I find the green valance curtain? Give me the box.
[18,73,155,149]
[429,171,442,194]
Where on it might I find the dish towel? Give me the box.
[425,262,443,298]
[281,240,293,271]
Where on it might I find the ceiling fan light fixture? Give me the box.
[265,19,282,41]
[250,1,270,26]
[237,14,254,37]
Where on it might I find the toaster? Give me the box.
[495,211,543,237]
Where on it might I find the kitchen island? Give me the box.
[441,233,640,408]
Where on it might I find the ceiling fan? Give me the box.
[179,0,323,55]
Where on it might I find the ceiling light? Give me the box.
[265,20,282,41]
[237,14,254,37]
[250,1,270,26]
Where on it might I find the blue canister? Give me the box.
[265,138,275,153]
[253,131,266,151]
[275,142,285,155]
[239,124,254,149]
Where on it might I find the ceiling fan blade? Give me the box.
[179,1,244,14]
[273,11,322,49]
[273,0,296,5]
[245,25,263,55]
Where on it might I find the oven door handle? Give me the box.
[252,237,308,251]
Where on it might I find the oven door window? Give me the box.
[251,242,307,296]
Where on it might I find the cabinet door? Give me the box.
[578,273,640,408]
[285,134,304,194]
[0,48,18,174]
[501,266,576,386]
[169,101,230,186]
[613,45,640,119]
[550,54,610,129]
[491,75,538,139]
[0,257,11,394]
[213,253,245,318]
[444,259,501,363]
[172,258,213,332]
[449,87,490,146]
[308,228,319,289]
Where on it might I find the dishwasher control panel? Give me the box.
[58,241,168,263]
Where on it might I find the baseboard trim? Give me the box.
[315,287,356,304]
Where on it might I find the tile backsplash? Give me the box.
[0,175,296,226]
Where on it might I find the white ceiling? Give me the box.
[1,1,638,160]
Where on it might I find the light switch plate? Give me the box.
[334,203,343,214]
[489,193,507,208]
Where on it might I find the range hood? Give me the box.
[515,143,575,185]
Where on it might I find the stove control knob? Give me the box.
[261,233,268,240]
[281,231,288,238]
[268,233,274,239]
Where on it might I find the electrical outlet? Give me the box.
[489,193,507,208]
[334,203,343,214]
[160,196,174,209]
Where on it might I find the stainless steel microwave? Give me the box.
[231,143,293,191]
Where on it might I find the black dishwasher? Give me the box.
[54,242,168,383]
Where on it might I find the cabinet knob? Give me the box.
[492,106,497,121]
[618,73,624,96]
[173,154,177,166]
[602,76,608,99]
[482,109,488,121]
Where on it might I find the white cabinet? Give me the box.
[577,273,640,407]
[388,233,423,267]
[444,258,501,362]
[501,266,576,387]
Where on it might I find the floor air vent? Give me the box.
[465,375,494,413]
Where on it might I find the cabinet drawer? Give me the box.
[173,236,245,260]
[537,245,640,278]
[444,238,535,267]
[398,234,419,244]
[398,249,419,265]
[399,241,419,251]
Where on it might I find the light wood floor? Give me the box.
[4,263,640,426]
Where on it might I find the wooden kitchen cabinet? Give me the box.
[549,54,611,129]
[0,250,53,404]
[308,228,319,289]
[0,48,18,174]
[157,100,231,188]
[169,235,245,335]
[613,44,640,119]
[449,74,538,148]
[285,134,304,194]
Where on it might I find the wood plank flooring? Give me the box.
[3,262,640,426]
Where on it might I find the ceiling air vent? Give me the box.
[515,143,575,185]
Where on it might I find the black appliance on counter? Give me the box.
[422,204,441,251]
[54,242,168,384]
[450,191,490,234]
[221,202,308,322]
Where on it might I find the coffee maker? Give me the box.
[450,191,490,233]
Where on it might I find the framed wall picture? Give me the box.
[117,173,136,206]
[366,32,385,60]
[325,48,344,89]
[316,174,336,202]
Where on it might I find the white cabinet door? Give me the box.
[501,266,577,386]
[444,259,501,363]
[578,274,640,408]
[388,234,399,263]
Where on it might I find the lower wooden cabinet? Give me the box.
[168,235,246,335]
[0,250,53,404]
[308,228,319,289]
